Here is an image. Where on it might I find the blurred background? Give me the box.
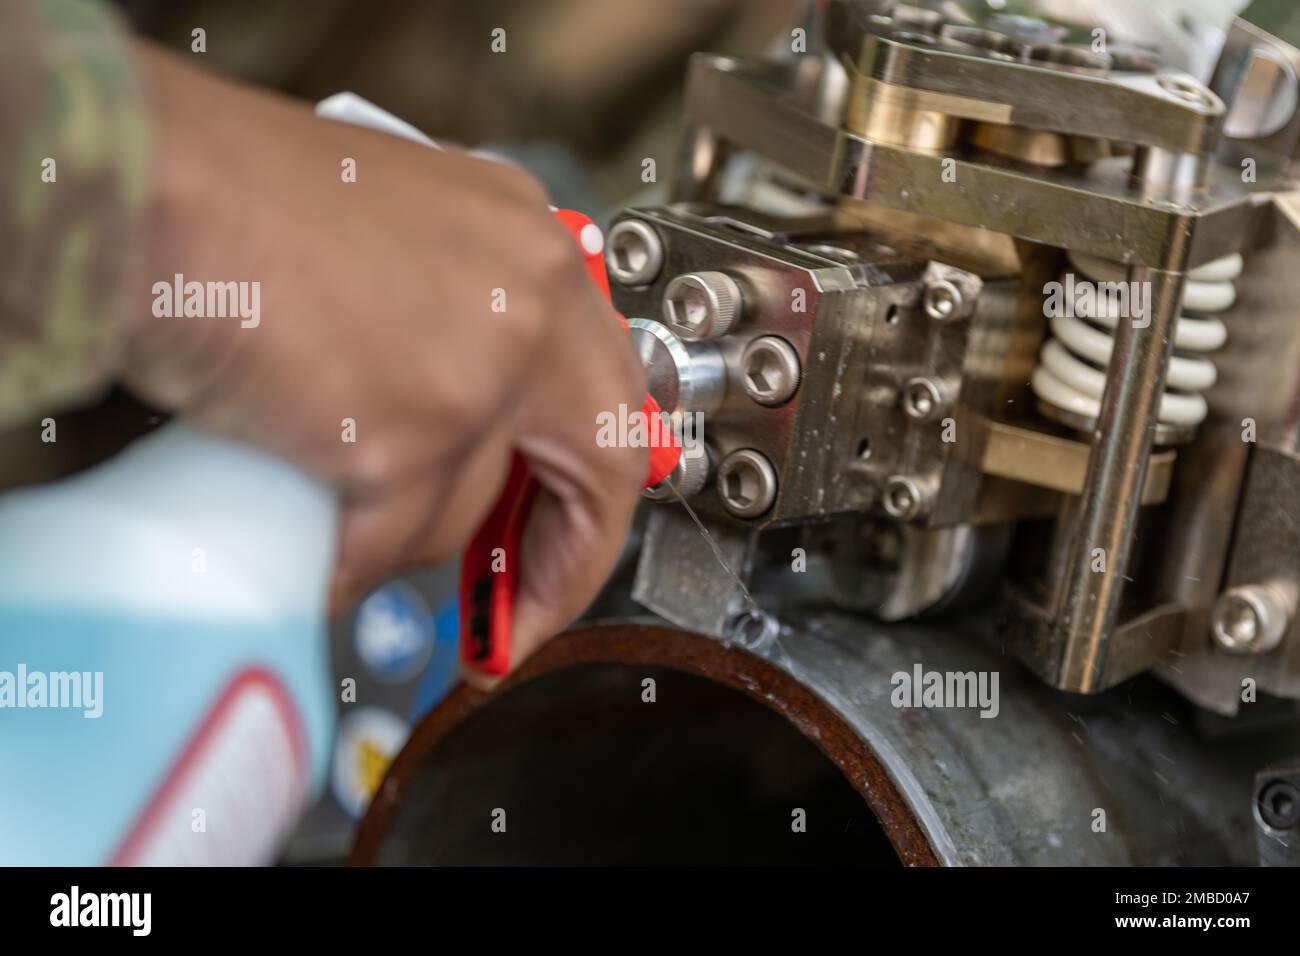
[113,0,803,220]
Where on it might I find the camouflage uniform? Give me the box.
[0,0,149,428]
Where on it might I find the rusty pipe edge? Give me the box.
[352,615,1289,866]
[351,621,937,866]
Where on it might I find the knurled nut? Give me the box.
[672,448,711,498]
[643,447,712,502]
[699,272,740,338]
[666,271,741,340]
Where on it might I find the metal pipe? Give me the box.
[351,616,1286,866]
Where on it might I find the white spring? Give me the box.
[1031,252,1240,429]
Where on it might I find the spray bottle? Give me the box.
[0,95,446,865]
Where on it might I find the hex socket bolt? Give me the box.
[717,449,778,519]
[1211,583,1295,654]
[1257,778,1300,831]
[922,279,964,322]
[726,607,780,650]
[901,377,944,421]
[881,476,930,522]
[742,336,801,406]
[605,220,664,286]
[663,271,742,341]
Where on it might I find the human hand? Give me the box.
[122,44,650,674]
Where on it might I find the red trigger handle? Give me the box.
[458,209,681,676]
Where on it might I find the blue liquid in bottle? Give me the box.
[0,426,335,865]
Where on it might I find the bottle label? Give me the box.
[109,668,308,866]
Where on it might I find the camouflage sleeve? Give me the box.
[0,0,150,426]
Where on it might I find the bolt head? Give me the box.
[1156,74,1218,111]
[922,279,964,322]
[882,476,926,521]
[663,272,741,340]
[741,336,801,406]
[726,608,779,650]
[1214,596,1261,650]
[901,377,943,421]
[1212,585,1290,654]
[605,220,663,286]
[717,449,778,519]
[1258,779,1300,831]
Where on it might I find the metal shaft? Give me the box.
[670,122,728,203]
[1056,263,1188,691]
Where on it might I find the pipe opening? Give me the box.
[370,663,901,865]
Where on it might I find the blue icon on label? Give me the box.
[353,582,434,683]
[410,597,461,721]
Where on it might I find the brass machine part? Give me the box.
[967,123,1119,167]
[970,122,1070,166]
[828,3,1223,157]
[831,199,1023,278]
[979,420,1174,504]
[833,72,1116,275]
[845,71,1118,170]
[843,71,976,151]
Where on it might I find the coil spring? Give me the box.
[1031,252,1240,429]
